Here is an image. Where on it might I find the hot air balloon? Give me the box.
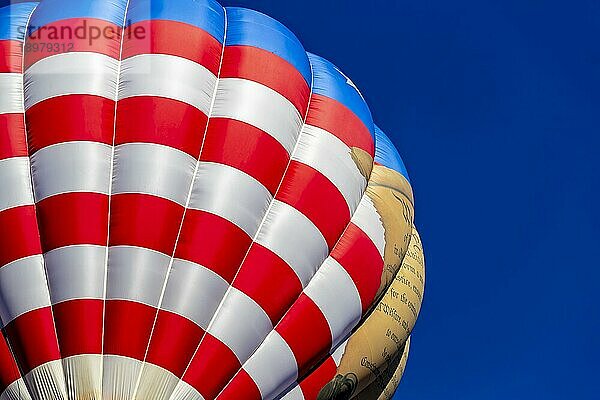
[0,1,425,400]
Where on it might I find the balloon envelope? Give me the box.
[0,1,423,399]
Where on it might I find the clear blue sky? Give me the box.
[223,1,599,399]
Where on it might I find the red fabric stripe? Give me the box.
[0,40,22,73]
[276,294,332,376]
[201,118,289,195]
[3,307,60,374]
[299,356,338,400]
[109,193,184,256]
[115,96,208,158]
[306,94,374,156]
[0,333,21,393]
[25,95,115,154]
[175,210,251,283]
[0,205,41,267]
[183,333,241,400]
[53,299,103,357]
[36,192,108,252]
[217,369,261,400]
[145,310,204,377]
[234,243,302,324]
[103,300,155,360]
[276,161,350,250]
[221,45,310,115]
[122,20,222,75]
[331,223,384,312]
[0,114,27,160]
[24,18,121,69]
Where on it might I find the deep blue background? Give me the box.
[220,1,599,399]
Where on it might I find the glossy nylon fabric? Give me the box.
[0,1,421,400]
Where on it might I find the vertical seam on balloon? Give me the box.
[18,2,67,399]
[128,7,230,400]
[100,0,132,397]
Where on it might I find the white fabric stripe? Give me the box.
[101,356,142,400]
[212,78,302,154]
[0,255,51,324]
[24,52,119,109]
[170,379,205,400]
[352,196,386,257]
[188,162,272,236]
[106,246,171,307]
[0,157,34,212]
[134,362,180,400]
[30,141,112,202]
[0,73,24,114]
[161,259,229,331]
[45,245,105,303]
[207,287,272,363]
[293,124,366,212]
[23,360,67,400]
[1,377,32,400]
[280,385,304,400]
[119,54,216,115]
[243,330,298,399]
[112,143,196,206]
[256,200,329,287]
[62,354,102,400]
[304,258,362,344]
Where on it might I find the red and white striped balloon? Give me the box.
[0,1,422,400]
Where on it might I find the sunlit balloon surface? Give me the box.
[0,1,425,399]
